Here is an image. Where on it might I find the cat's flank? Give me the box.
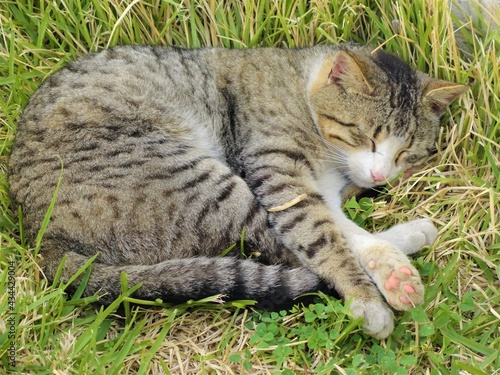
[8,45,467,339]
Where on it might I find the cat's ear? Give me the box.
[328,51,374,95]
[422,79,469,115]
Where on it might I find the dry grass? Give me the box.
[0,0,499,374]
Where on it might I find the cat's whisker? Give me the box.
[310,152,348,162]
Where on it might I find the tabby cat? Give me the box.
[8,45,467,339]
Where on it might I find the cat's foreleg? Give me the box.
[374,218,438,255]
[338,183,438,254]
[349,239,425,310]
[332,213,435,311]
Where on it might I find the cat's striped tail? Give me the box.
[40,244,321,308]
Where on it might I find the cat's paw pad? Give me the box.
[367,257,424,311]
[375,218,438,255]
[350,299,394,339]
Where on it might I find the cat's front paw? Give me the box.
[364,247,424,311]
[350,299,394,339]
[375,218,438,255]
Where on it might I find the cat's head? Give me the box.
[308,47,468,188]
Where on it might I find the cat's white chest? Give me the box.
[315,167,348,212]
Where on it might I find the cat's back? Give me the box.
[13,45,315,144]
[14,44,330,139]
[9,46,227,176]
[19,46,219,133]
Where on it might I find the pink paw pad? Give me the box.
[400,266,413,276]
[384,271,401,291]
[384,266,418,305]
[404,284,415,294]
[400,295,411,304]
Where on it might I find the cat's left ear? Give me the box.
[328,50,374,95]
[422,79,469,115]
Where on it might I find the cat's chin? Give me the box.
[348,174,383,189]
[349,169,405,189]
[363,182,386,189]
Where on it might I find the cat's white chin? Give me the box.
[349,176,386,189]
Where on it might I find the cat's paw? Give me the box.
[364,247,424,311]
[350,299,394,339]
[375,218,438,255]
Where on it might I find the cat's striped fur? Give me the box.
[8,45,467,338]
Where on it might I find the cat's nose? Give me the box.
[371,170,387,183]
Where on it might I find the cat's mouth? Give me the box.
[349,164,423,189]
[348,173,386,189]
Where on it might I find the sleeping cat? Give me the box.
[8,45,467,339]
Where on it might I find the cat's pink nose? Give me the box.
[371,170,387,183]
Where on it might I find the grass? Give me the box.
[0,0,498,373]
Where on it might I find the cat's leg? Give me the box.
[333,213,437,310]
[374,218,438,255]
[322,178,433,310]
[339,184,438,255]
[349,238,425,310]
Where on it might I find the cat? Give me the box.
[7,44,468,339]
